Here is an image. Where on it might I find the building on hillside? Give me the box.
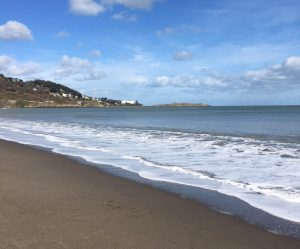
[121,100,138,105]
[62,93,73,98]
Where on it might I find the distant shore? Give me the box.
[0,139,299,248]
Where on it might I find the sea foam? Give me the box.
[0,117,300,223]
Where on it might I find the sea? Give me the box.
[1,106,300,237]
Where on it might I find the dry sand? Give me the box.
[0,139,299,249]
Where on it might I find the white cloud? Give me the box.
[55,55,106,80]
[111,11,136,22]
[151,75,226,88]
[121,74,149,85]
[56,55,91,77]
[173,51,193,61]
[76,71,106,81]
[153,75,170,86]
[69,0,159,16]
[89,49,102,57]
[61,55,90,68]
[0,55,39,76]
[69,0,105,16]
[56,31,70,38]
[0,55,13,68]
[0,21,33,41]
[284,56,300,70]
[103,0,157,10]
[156,24,200,36]
[242,56,300,87]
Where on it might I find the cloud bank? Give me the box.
[148,56,300,92]
[1,52,299,99]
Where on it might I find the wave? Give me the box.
[123,155,300,203]
[0,117,300,222]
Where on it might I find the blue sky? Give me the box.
[1,0,300,105]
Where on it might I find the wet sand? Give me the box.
[0,139,299,249]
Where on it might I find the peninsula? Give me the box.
[0,74,142,108]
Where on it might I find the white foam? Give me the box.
[0,117,300,222]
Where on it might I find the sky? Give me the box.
[0,0,300,105]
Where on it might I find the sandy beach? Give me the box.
[0,139,299,249]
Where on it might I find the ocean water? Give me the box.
[0,106,300,224]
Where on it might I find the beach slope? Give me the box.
[0,139,299,249]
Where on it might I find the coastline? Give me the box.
[1,139,300,248]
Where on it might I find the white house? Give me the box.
[121,100,138,105]
[62,93,73,98]
[49,92,60,97]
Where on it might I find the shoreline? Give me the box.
[1,136,300,239]
[1,139,300,248]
